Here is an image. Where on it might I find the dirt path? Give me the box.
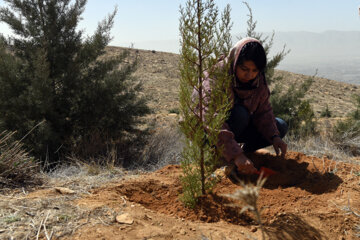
[65,151,360,240]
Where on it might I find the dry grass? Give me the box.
[137,122,184,171]
[0,156,131,239]
[0,131,41,188]
[332,197,360,238]
[285,134,353,162]
[332,120,360,155]
[0,190,118,239]
[224,175,267,240]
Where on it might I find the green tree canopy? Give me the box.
[0,0,150,164]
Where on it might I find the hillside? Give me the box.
[106,46,360,126]
[122,31,360,84]
[1,47,360,240]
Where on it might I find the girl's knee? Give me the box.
[275,117,288,138]
[230,105,250,124]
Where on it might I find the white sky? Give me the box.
[1,0,360,47]
[1,0,360,82]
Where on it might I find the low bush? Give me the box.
[138,124,184,171]
[320,104,332,118]
[332,95,360,155]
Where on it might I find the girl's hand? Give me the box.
[234,153,257,174]
[273,137,287,158]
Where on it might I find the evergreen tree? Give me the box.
[179,0,233,207]
[241,2,316,137]
[0,0,150,164]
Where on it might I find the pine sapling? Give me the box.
[179,0,232,207]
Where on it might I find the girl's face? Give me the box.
[235,60,259,83]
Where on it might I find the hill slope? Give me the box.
[106,46,360,125]
[1,47,360,240]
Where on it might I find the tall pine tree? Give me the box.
[0,0,150,164]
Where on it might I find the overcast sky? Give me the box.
[1,0,360,49]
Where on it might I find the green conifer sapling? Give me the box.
[179,0,233,207]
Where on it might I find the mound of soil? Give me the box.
[75,151,360,239]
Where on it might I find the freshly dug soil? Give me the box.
[74,151,360,240]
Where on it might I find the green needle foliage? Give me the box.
[0,0,150,165]
[179,0,233,208]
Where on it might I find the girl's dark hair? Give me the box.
[236,42,267,71]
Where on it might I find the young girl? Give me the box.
[201,37,288,175]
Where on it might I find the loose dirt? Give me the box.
[64,151,360,240]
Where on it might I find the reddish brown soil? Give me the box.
[71,151,360,239]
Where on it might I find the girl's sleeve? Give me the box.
[193,71,242,163]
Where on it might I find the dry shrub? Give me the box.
[71,128,148,169]
[138,124,184,171]
[330,95,360,155]
[285,134,353,162]
[0,131,41,187]
[224,175,267,240]
[332,119,360,156]
[333,197,360,238]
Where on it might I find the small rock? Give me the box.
[144,214,152,220]
[131,204,135,208]
[55,187,75,194]
[0,229,5,233]
[179,229,186,235]
[159,223,163,226]
[277,212,286,217]
[116,213,134,225]
[250,226,257,233]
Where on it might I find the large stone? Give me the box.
[116,213,134,225]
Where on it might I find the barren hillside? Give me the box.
[106,46,360,126]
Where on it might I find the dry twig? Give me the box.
[223,174,267,240]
